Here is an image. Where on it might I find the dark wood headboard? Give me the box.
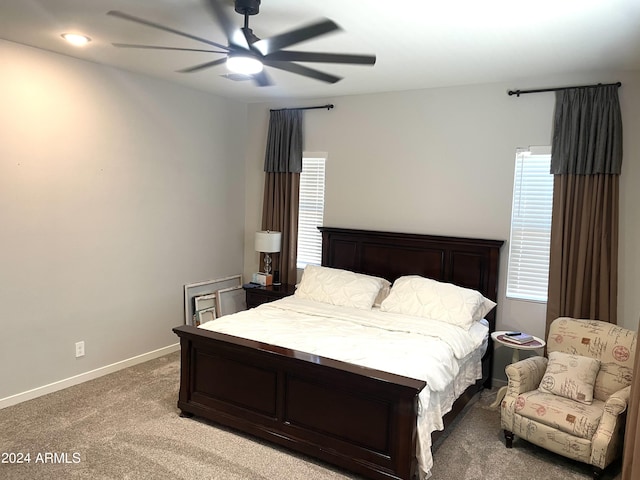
[320,227,503,297]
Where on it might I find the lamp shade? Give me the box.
[255,231,281,253]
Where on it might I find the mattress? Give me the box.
[199,296,488,479]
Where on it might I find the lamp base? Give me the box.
[263,253,272,276]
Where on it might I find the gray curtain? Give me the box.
[261,109,303,284]
[264,110,303,173]
[546,85,623,333]
[551,85,622,175]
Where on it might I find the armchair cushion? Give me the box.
[515,390,604,439]
[538,351,601,404]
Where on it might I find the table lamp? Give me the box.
[254,231,281,278]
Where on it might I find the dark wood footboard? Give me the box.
[173,325,426,480]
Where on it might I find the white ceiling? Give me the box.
[2,0,640,103]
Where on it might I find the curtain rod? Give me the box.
[508,82,621,97]
[270,104,334,112]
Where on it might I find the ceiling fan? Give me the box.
[108,0,376,87]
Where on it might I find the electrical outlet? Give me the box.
[75,341,85,358]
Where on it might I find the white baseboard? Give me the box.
[0,343,180,410]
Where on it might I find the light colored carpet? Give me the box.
[0,352,622,480]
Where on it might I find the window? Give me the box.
[296,153,327,269]
[506,146,553,302]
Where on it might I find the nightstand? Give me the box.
[244,284,296,309]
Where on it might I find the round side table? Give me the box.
[489,331,546,409]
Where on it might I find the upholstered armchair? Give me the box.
[501,317,637,479]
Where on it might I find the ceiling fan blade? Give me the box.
[177,57,228,73]
[107,10,229,51]
[253,19,340,56]
[112,43,227,54]
[264,51,376,65]
[263,60,342,84]
[204,0,249,49]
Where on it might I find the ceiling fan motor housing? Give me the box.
[235,0,260,16]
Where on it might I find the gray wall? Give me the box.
[0,40,248,401]
[2,37,638,400]
[243,71,640,382]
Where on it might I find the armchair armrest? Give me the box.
[501,356,548,433]
[603,385,631,416]
[591,385,631,468]
[505,356,548,396]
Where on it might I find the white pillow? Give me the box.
[379,275,496,330]
[538,351,601,404]
[294,265,389,310]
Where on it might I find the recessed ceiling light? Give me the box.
[61,33,91,47]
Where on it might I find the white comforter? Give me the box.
[199,296,487,478]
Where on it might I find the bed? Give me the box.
[173,227,503,480]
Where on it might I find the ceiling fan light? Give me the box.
[227,55,263,74]
[61,33,91,46]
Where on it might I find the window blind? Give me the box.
[506,147,553,302]
[297,154,326,269]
